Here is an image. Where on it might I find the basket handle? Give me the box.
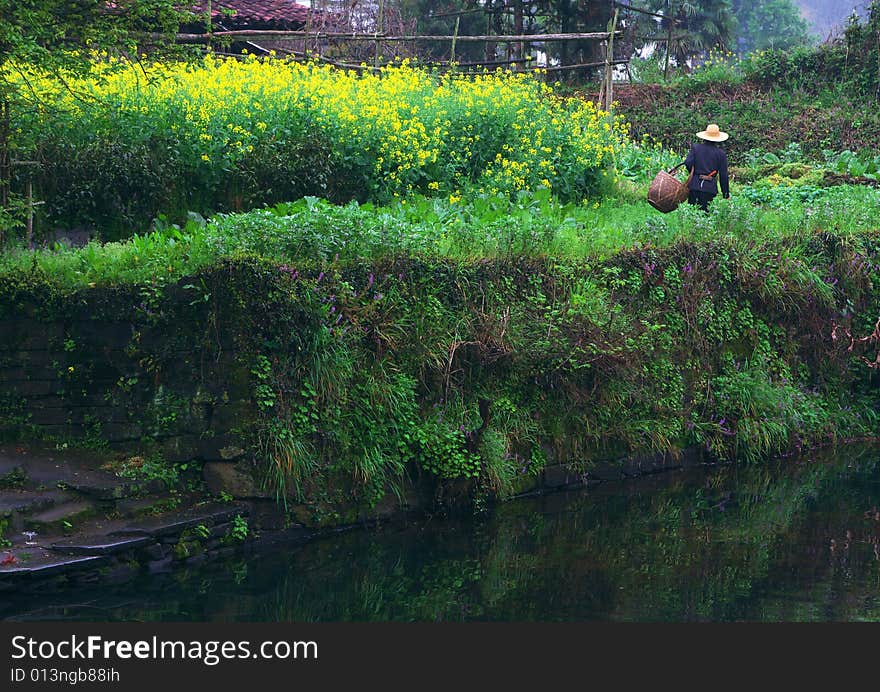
[668,162,687,174]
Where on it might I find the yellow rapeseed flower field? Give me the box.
[7,55,628,212]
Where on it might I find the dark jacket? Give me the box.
[684,141,729,197]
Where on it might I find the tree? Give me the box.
[732,0,814,53]
[397,0,493,63]
[0,0,185,238]
[392,0,614,76]
[662,0,735,68]
[627,1,735,71]
[0,1,183,72]
[546,0,613,73]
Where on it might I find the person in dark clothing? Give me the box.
[684,123,730,211]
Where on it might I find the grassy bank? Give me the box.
[2,188,879,514]
[3,18,880,515]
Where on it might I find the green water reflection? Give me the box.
[4,446,880,622]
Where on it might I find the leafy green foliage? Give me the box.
[823,150,880,180]
[413,411,481,481]
[227,514,249,543]
[0,0,188,239]
[622,8,880,162]
[3,48,880,513]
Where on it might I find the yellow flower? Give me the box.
[12,56,625,202]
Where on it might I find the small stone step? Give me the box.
[60,476,165,501]
[0,490,71,518]
[110,502,248,538]
[24,502,95,532]
[49,535,153,556]
[0,489,79,536]
[0,443,161,500]
[114,494,179,519]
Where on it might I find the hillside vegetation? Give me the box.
[2,12,880,511]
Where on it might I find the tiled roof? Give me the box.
[188,1,313,28]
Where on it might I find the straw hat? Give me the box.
[696,123,729,142]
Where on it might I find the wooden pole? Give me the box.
[26,179,33,249]
[305,8,312,59]
[374,0,384,69]
[451,16,460,67]
[484,12,492,63]
[206,0,212,53]
[513,0,524,65]
[664,1,672,81]
[604,8,619,111]
[0,100,9,211]
[10,161,41,248]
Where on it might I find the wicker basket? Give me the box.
[648,163,690,213]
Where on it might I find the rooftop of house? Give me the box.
[187,0,313,29]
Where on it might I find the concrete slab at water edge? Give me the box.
[50,534,153,556]
[0,442,255,593]
[0,548,108,577]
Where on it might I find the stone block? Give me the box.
[210,401,255,431]
[5,380,57,397]
[29,408,72,426]
[50,535,153,556]
[0,367,28,380]
[160,435,202,462]
[542,464,585,489]
[0,321,62,350]
[198,434,243,462]
[70,323,134,349]
[202,461,270,499]
[588,461,626,481]
[100,422,143,441]
[147,556,173,573]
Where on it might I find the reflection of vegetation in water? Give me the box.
[250,447,880,622]
[546,449,880,621]
[4,447,878,622]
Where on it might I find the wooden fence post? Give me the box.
[451,17,460,69]
[374,0,384,69]
[305,8,312,59]
[604,8,619,111]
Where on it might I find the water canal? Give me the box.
[3,445,879,622]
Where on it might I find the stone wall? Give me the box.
[0,306,709,503]
[2,246,876,513]
[0,311,253,464]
